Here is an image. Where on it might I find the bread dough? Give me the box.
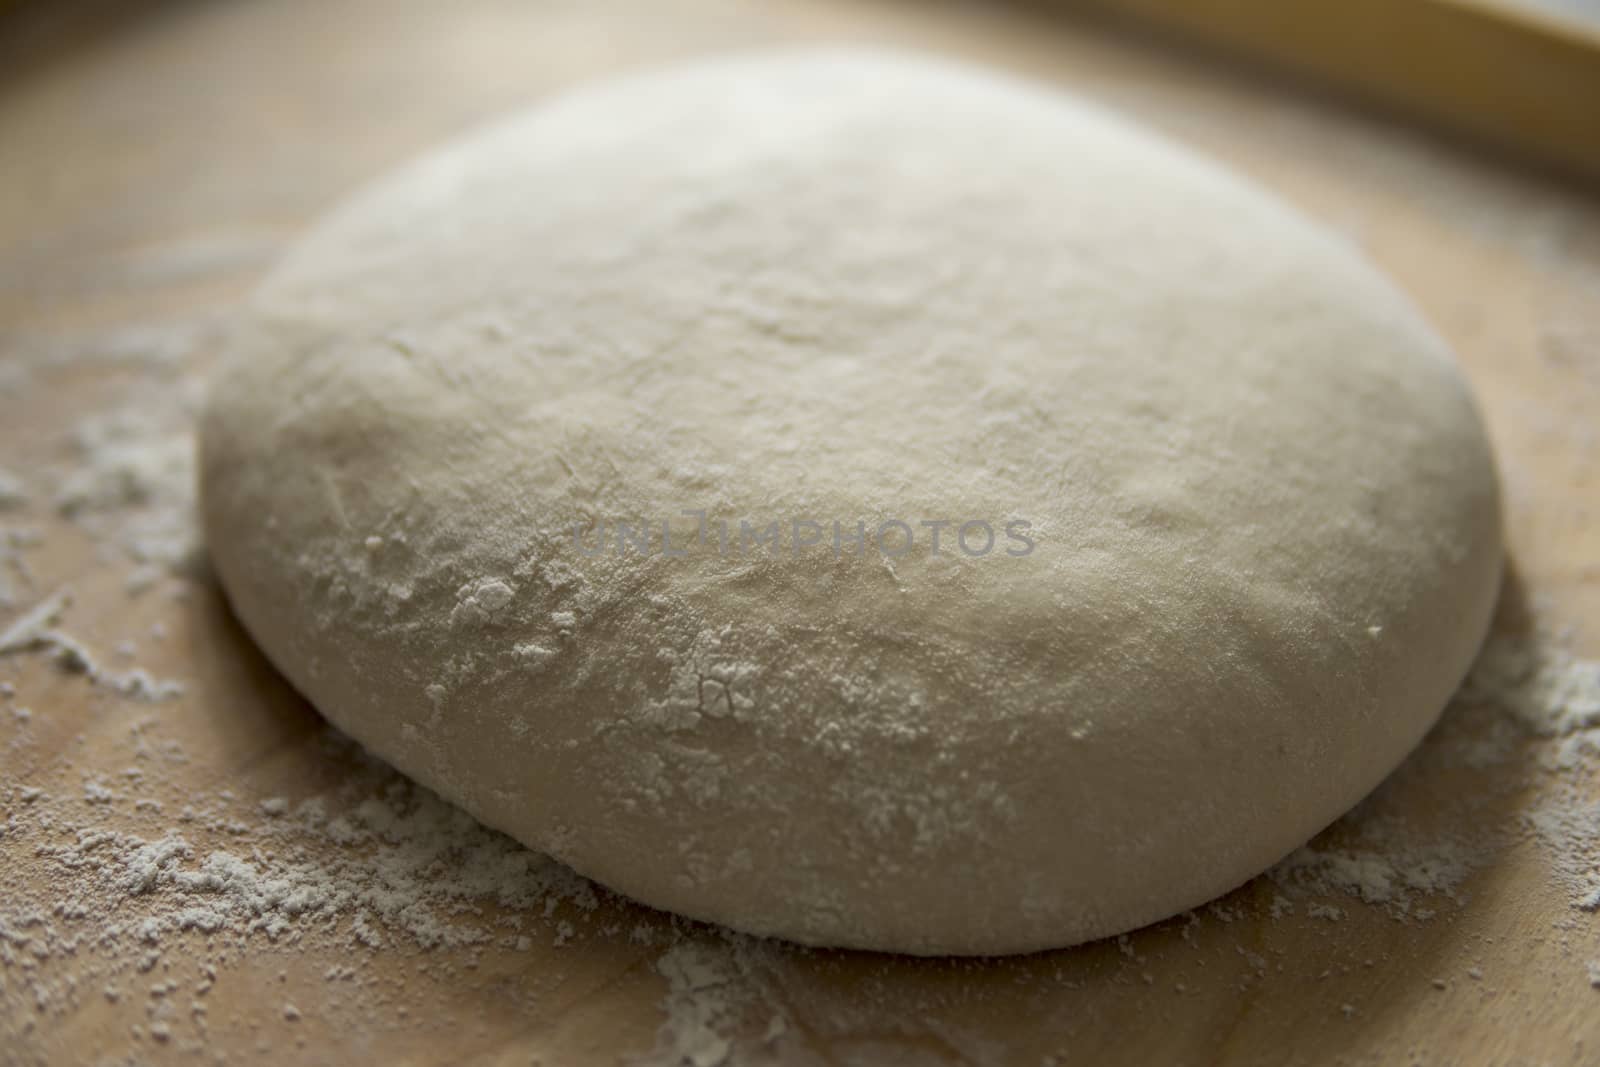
[200,49,1502,955]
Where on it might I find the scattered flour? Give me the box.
[644,945,746,1067]
[7,623,1596,1061]
[0,589,184,701]
[20,772,601,950]
[0,527,42,609]
[1527,792,1600,914]
[1260,630,1600,926]
[0,467,27,511]
[1273,834,1473,920]
[1460,637,1600,738]
[53,400,203,572]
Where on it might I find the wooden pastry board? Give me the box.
[2,1,1598,1064]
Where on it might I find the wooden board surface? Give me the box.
[2,1,1598,1064]
[1065,0,1600,182]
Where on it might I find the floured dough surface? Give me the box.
[200,49,1501,955]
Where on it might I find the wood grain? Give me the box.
[1,1,1597,1064]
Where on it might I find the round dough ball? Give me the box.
[201,49,1501,955]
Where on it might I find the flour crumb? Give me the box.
[125,564,163,596]
[644,943,742,1067]
[0,588,72,654]
[0,467,26,511]
[450,577,516,626]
